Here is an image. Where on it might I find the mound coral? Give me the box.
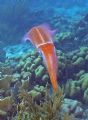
[65,73,88,104]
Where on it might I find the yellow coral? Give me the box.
[0,96,13,111]
[0,109,7,117]
[0,75,13,90]
[63,113,73,120]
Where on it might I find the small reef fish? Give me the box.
[25,24,58,92]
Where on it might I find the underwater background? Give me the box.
[0,0,88,120]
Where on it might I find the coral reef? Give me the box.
[4,45,88,103]
[0,2,88,119]
[53,12,88,51]
[1,45,88,119]
[65,72,88,104]
[6,50,49,88]
[1,26,88,119]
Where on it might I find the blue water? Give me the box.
[0,0,88,46]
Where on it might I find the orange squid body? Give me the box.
[27,25,58,91]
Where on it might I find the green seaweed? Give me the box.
[16,88,72,120]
